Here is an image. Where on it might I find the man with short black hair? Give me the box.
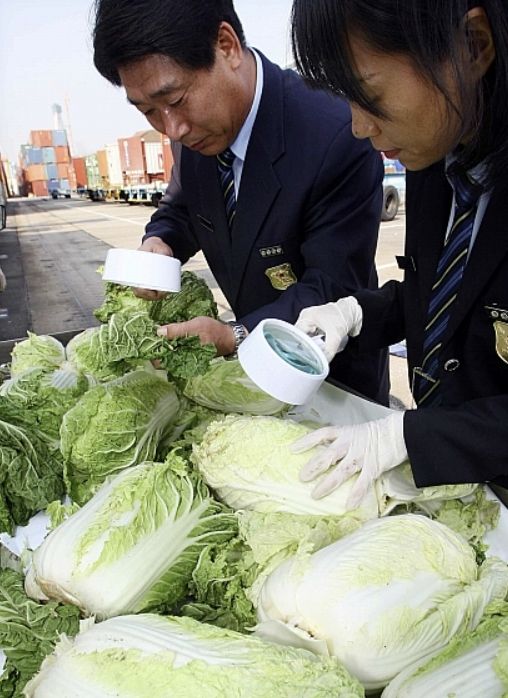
[93,0,389,404]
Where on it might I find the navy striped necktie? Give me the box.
[416,167,483,405]
[217,148,237,230]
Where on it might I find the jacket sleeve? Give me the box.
[239,125,384,330]
[142,142,200,263]
[353,280,407,350]
[404,396,508,487]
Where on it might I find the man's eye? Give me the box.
[168,96,184,108]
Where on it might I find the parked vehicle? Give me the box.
[381,158,406,221]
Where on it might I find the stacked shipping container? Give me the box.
[20,130,76,196]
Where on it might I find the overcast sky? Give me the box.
[0,0,294,162]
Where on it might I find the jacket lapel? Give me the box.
[447,190,508,337]
[407,164,453,316]
[229,54,285,306]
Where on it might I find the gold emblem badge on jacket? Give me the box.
[494,321,508,364]
[265,263,297,291]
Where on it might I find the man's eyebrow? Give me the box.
[127,83,179,106]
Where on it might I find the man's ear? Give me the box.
[463,7,495,79]
[216,21,243,69]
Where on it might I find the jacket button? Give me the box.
[444,358,460,372]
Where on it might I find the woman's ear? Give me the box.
[464,7,495,79]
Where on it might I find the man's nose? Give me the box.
[161,109,191,141]
[350,105,381,140]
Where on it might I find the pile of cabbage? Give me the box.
[0,277,507,697]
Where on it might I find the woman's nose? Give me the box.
[350,104,381,139]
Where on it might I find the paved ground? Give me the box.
[0,195,412,406]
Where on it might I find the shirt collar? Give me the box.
[445,151,489,190]
[229,48,263,163]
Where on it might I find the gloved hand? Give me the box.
[291,412,407,509]
[295,297,363,362]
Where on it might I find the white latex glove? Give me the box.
[291,412,407,509]
[295,297,363,362]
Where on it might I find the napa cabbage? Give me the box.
[24,614,364,697]
[184,358,287,415]
[255,514,508,692]
[25,457,237,619]
[0,365,91,448]
[10,333,65,376]
[191,414,379,519]
[61,370,180,505]
[381,601,508,697]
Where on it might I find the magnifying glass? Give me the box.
[238,319,329,405]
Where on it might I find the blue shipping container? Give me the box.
[46,164,58,180]
[26,147,43,165]
[52,130,68,147]
[42,147,56,164]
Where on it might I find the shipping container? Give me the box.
[57,163,69,179]
[105,143,123,187]
[162,137,173,181]
[72,157,87,188]
[30,130,53,148]
[42,147,56,164]
[24,147,44,166]
[144,140,164,175]
[26,164,48,182]
[118,134,145,182]
[96,149,109,180]
[55,146,70,164]
[31,180,49,197]
[46,164,58,180]
[52,129,68,147]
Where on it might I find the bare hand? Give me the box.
[157,317,237,356]
[133,237,175,301]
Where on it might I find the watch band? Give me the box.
[226,321,248,356]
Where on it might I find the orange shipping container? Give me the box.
[57,163,69,179]
[25,164,48,182]
[30,130,53,148]
[31,180,49,197]
[55,146,70,163]
[96,149,109,179]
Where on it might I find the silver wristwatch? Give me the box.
[226,321,248,357]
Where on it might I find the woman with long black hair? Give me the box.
[289,0,508,506]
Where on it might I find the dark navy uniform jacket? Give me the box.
[144,51,389,405]
[355,161,508,487]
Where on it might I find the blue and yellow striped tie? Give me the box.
[217,148,237,230]
[416,168,483,405]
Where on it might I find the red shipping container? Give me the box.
[118,134,145,174]
[30,130,53,148]
[72,158,87,188]
[55,146,70,164]
[31,180,48,197]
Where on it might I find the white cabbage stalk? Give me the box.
[192,414,379,519]
[382,611,508,697]
[255,514,508,692]
[25,460,236,619]
[24,614,365,698]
